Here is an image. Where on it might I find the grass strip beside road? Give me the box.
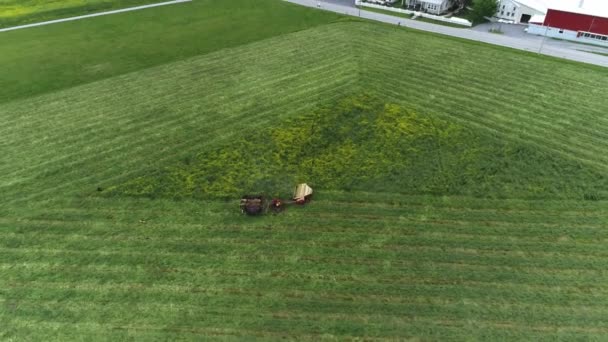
[0,0,168,28]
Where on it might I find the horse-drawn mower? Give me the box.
[240,183,313,216]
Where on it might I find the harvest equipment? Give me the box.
[239,195,264,216]
[240,183,313,216]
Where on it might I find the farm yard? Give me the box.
[1,0,608,340]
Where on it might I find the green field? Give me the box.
[2,0,608,340]
[0,0,168,28]
[0,0,342,103]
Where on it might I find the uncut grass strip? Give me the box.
[371,83,608,171]
[1,320,596,342]
[314,200,608,222]
[0,99,344,202]
[2,257,601,290]
[6,202,606,233]
[367,73,608,162]
[374,55,608,125]
[305,202,605,224]
[406,223,608,241]
[8,82,354,187]
[5,273,608,312]
[367,67,608,157]
[0,317,468,341]
[366,46,584,110]
[0,300,578,333]
[0,60,355,177]
[362,31,608,108]
[4,209,606,243]
[3,256,607,286]
[4,317,605,341]
[9,57,604,183]
[0,38,353,148]
[318,190,608,211]
[0,217,595,245]
[362,40,608,125]
[5,217,608,245]
[0,283,553,306]
[8,280,608,311]
[3,81,357,202]
[0,307,383,336]
[0,31,352,134]
[6,303,606,335]
[366,79,600,152]
[5,225,608,262]
[3,246,608,284]
[7,275,608,308]
[16,202,607,228]
[364,63,608,143]
[0,326,252,342]
[0,21,353,110]
[52,198,608,222]
[323,198,607,218]
[4,296,608,330]
[4,282,592,311]
[9,228,608,266]
[4,218,607,253]
[0,301,465,333]
[0,191,608,224]
[3,67,356,179]
[366,33,604,91]
[3,239,608,273]
[6,232,607,268]
[4,196,604,225]
[29,193,608,219]
[6,209,608,239]
[293,209,604,227]
[0,321,350,342]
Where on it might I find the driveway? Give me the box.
[287,0,608,67]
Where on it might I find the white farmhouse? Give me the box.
[407,0,455,15]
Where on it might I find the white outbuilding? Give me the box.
[495,0,547,24]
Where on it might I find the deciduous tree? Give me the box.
[471,0,497,23]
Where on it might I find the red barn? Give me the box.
[528,5,608,46]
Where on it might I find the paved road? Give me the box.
[286,0,608,67]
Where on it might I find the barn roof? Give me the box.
[514,0,608,18]
[550,2,608,19]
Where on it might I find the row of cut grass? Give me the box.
[2,2,608,339]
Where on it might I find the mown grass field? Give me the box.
[0,0,168,28]
[0,0,343,103]
[1,0,608,340]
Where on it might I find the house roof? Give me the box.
[513,0,549,13]
[529,14,546,23]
